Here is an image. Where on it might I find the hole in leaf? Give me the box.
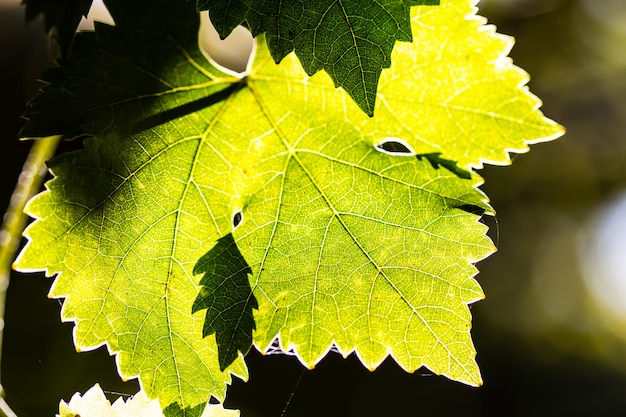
[233,210,243,229]
[265,337,297,356]
[198,11,254,74]
[375,138,415,155]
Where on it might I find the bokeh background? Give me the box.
[1,0,626,415]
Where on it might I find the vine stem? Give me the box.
[0,135,62,417]
[0,398,17,417]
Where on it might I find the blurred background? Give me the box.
[1,0,626,415]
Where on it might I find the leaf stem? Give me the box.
[0,135,61,415]
[0,397,18,417]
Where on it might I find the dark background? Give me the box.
[2,0,626,415]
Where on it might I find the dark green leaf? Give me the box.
[22,0,93,56]
[198,0,440,116]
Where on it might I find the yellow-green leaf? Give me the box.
[15,0,563,413]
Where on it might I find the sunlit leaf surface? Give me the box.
[16,0,563,413]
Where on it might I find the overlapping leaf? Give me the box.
[16,0,563,414]
[199,0,440,116]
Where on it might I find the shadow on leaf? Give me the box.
[417,153,472,180]
[192,233,258,371]
[163,401,207,417]
[131,82,244,136]
[417,153,487,216]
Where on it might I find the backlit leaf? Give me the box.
[16,0,563,413]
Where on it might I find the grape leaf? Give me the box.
[22,0,93,56]
[199,0,440,116]
[58,384,239,417]
[15,0,563,413]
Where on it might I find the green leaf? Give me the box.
[199,0,440,116]
[192,233,258,371]
[22,0,93,56]
[16,0,563,412]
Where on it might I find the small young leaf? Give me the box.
[58,384,239,417]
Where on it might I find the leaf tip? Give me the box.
[470,370,484,387]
